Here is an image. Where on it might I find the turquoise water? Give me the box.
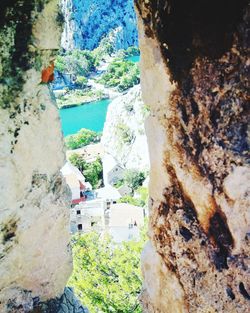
[59,99,111,136]
[59,55,140,137]
[126,55,140,63]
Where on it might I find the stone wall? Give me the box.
[0,1,73,311]
[136,1,249,312]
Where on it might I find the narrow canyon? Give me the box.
[0,0,249,312]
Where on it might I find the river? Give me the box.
[59,99,111,136]
[59,55,140,137]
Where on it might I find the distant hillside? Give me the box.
[101,85,149,172]
[61,0,138,51]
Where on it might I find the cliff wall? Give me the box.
[0,1,77,311]
[136,1,249,312]
[1,0,249,312]
[61,0,138,50]
[102,85,149,175]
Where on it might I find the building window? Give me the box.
[76,210,81,215]
[77,224,83,231]
[91,221,96,227]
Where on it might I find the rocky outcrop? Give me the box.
[102,85,149,182]
[136,1,249,312]
[61,0,138,50]
[0,1,82,312]
[6,287,89,313]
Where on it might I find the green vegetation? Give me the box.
[55,49,96,77]
[114,170,146,193]
[125,46,140,57]
[57,89,106,108]
[136,186,149,206]
[65,128,101,150]
[69,154,103,189]
[115,46,140,59]
[98,58,140,92]
[118,195,142,207]
[55,37,116,79]
[68,226,147,313]
[118,186,149,207]
[75,75,88,88]
[92,36,115,65]
[113,179,124,189]
[124,170,146,192]
[116,122,134,144]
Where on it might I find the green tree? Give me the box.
[68,228,147,313]
[98,59,140,91]
[75,75,88,88]
[65,128,100,150]
[69,153,87,173]
[116,123,134,144]
[124,170,145,192]
[69,154,103,189]
[83,157,103,189]
[118,187,148,207]
[55,50,96,76]
[135,187,149,207]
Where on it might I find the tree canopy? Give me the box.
[68,227,147,313]
[65,128,101,150]
[69,154,103,189]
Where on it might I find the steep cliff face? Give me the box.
[61,0,138,50]
[0,1,75,312]
[136,1,249,312]
[102,85,149,175]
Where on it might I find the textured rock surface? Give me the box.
[136,1,250,312]
[0,1,81,312]
[61,0,138,50]
[6,287,89,313]
[102,85,149,173]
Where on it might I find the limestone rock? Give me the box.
[6,287,89,313]
[136,1,250,312]
[101,85,150,179]
[0,1,75,312]
[61,0,138,50]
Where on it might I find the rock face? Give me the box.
[0,1,79,312]
[102,85,149,183]
[6,287,89,313]
[61,0,138,50]
[136,1,250,312]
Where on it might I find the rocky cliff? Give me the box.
[1,0,249,312]
[101,85,149,177]
[61,0,138,50]
[0,1,87,312]
[136,1,249,312]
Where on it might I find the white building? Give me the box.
[96,184,121,201]
[102,154,125,186]
[70,199,106,233]
[61,162,92,206]
[109,203,144,243]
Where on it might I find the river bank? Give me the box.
[59,98,112,136]
[53,50,140,109]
